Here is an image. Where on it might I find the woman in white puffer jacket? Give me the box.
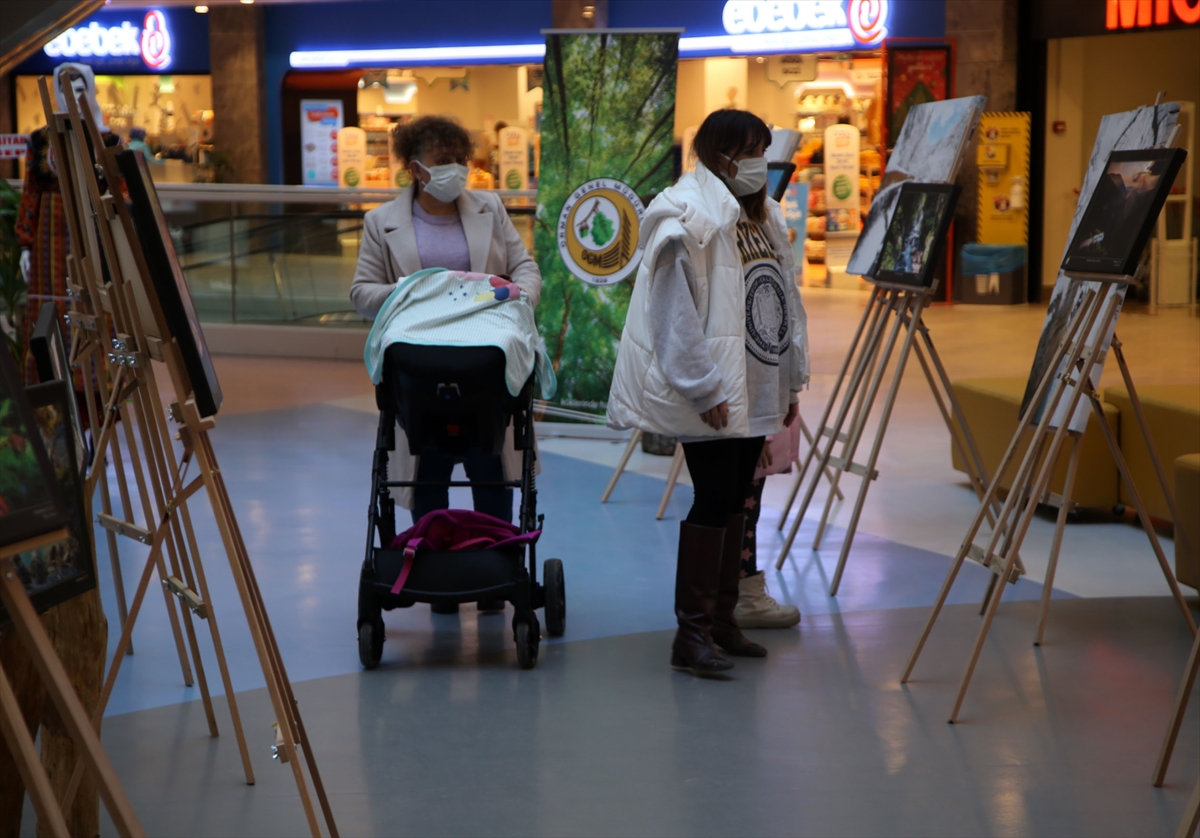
[607,110,808,677]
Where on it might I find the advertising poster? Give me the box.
[823,124,860,232]
[976,112,1031,246]
[337,127,366,188]
[535,31,679,413]
[300,99,343,187]
[498,125,529,191]
[885,45,951,146]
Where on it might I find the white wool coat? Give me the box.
[606,163,808,439]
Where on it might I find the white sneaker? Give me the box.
[733,573,800,629]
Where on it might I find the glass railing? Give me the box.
[8,180,536,328]
[152,183,537,327]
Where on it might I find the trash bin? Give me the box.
[960,244,1027,305]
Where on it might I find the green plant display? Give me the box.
[0,178,26,363]
[535,32,678,411]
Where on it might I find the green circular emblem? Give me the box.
[345,167,360,187]
[505,169,522,190]
[833,174,852,201]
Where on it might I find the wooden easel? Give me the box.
[772,281,1004,598]
[44,77,338,836]
[900,276,1197,723]
[0,530,143,838]
[1154,622,1200,792]
[601,416,841,521]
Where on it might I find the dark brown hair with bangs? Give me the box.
[692,109,773,223]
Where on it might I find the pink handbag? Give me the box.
[754,418,801,480]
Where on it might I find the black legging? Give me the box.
[680,436,765,528]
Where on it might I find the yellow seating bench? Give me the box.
[1176,453,1200,590]
[1102,385,1200,523]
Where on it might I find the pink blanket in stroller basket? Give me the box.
[387,510,541,595]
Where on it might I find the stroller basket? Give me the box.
[357,341,564,671]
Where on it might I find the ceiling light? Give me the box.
[195,4,209,11]
[240,0,255,4]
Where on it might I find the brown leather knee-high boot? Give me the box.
[712,513,767,657]
[671,522,735,676]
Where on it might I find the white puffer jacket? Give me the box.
[607,163,808,438]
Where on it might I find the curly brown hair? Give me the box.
[392,115,474,165]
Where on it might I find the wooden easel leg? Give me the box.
[601,429,641,503]
[194,434,332,838]
[828,292,928,595]
[775,286,886,540]
[0,569,145,838]
[656,443,687,521]
[950,440,1062,722]
[776,415,844,532]
[902,286,1104,683]
[1034,433,1083,645]
[1155,628,1200,787]
[96,460,131,653]
[1111,337,1200,584]
[946,292,1122,721]
[1084,390,1197,633]
[0,660,70,838]
[812,298,895,551]
[776,289,897,568]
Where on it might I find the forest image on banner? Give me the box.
[536,31,678,412]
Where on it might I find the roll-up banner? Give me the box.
[535,29,680,415]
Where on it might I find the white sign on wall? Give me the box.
[823,123,860,232]
[337,127,367,188]
[0,134,29,160]
[497,126,529,190]
[300,99,343,187]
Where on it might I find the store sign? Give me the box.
[0,135,29,160]
[43,10,173,71]
[1105,0,1200,29]
[721,0,890,48]
[301,99,344,187]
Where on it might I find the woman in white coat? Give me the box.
[350,115,541,611]
[607,110,808,676]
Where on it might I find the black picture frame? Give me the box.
[0,380,96,628]
[767,162,797,203]
[0,346,69,548]
[31,302,88,472]
[871,182,960,287]
[1062,147,1187,277]
[115,149,223,417]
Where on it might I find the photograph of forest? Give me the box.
[875,187,952,285]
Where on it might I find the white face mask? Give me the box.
[415,160,469,202]
[719,154,768,197]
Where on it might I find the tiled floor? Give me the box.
[17,288,1200,836]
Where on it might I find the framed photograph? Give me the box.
[1062,147,1187,277]
[115,149,223,417]
[0,346,69,548]
[871,182,960,287]
[0,380,96,627]
[31,303,88,472]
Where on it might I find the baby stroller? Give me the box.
[356,342,565,669]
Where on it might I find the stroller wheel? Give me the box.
[358,619,384,669]
[514,613,540,670]
[543,559,566,638]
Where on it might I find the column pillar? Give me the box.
[208,5,268,184]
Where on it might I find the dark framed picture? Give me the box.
[767,162,797,203]
[115,149,223,417]
[0,380,96,627]
[31,303,88,472]
[0,346,68,548]
[871,182,960,287]
[1062,147,1187,277]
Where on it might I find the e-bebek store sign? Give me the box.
[16,8,210,75]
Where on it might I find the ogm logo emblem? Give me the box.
[557,178,645,287]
